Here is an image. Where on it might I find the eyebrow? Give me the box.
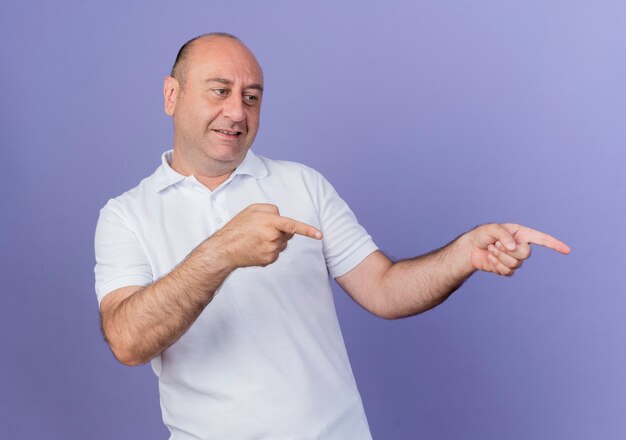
[206,77,264,92]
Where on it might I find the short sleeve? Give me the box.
[315,172,378,278]
[94,200,153,306]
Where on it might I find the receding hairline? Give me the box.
[170,32,254,84]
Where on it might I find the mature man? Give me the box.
[95,33,570,439]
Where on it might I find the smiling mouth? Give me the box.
[213,129,242,137]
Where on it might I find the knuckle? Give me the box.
[524,246,532,259]
[269,229,282,240]
[260,252,277,266]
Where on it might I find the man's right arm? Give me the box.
[99,204,322,366]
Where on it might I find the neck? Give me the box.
[195,171,234,191]
[170,148,241,191]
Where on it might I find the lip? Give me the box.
[212,129,243,140]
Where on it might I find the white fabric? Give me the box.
[94,150,378,440]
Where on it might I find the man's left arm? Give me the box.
[336,223,570,319]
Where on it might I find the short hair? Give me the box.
[170,32,241,86]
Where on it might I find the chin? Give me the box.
[209,146,248,164]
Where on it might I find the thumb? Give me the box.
[477,224,517,251]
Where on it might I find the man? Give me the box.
[94,33,570,439]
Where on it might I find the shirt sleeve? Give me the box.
[94,199,153,306]
[315,172,378,278]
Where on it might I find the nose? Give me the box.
[223,94,246,123]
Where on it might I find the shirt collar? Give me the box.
[151,149,268,194]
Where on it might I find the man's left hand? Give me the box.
[463,223,571,277]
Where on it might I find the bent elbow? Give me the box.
[112,349,146,367]
[110,343,150,367]
[370,296,434,320]
[374,308,405,320]
[104,332,149,367]
[367,299,405,320]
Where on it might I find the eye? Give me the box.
[243,94,259,105]
[213,88,229,97]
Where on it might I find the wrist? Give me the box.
[448,232,477,281]
[197,234,238,274]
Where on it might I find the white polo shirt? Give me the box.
[94,150,378,440]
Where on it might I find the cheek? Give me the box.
[186,97,218,120]
[246,111,261,130]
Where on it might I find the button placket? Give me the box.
[212,191,228,228]
[201,191,218,235]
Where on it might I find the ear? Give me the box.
[163,76,180,116]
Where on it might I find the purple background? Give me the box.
[1,1,624,439]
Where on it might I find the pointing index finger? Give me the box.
[274,216,323,240]
[504,224,571,254]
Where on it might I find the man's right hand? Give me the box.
[209,204,323,269]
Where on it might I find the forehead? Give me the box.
[185,37,263,85]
